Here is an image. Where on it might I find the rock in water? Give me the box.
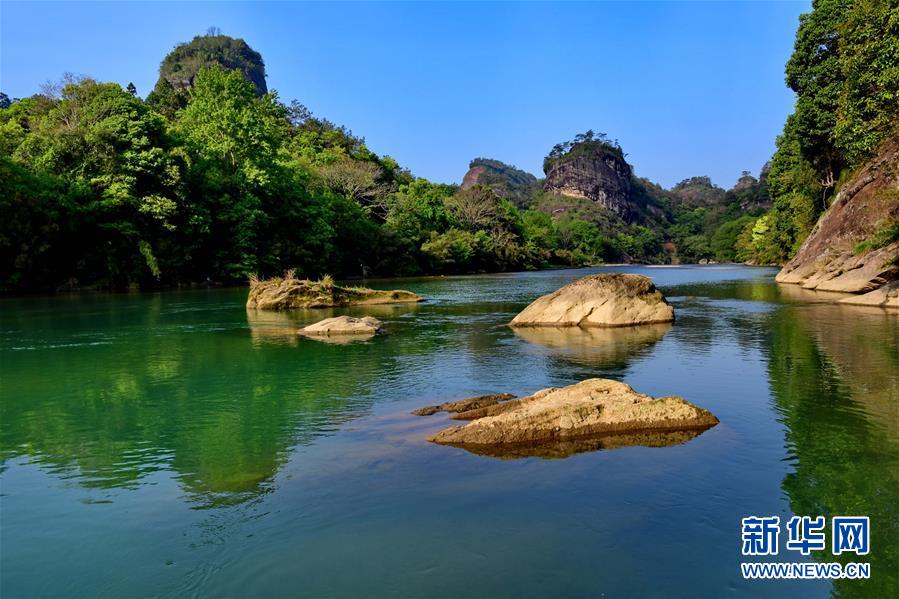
[509,273,674,327]
[411,393,517,417]
[301,316,383,336]
[247,276,423,310]
[428,379,718,452]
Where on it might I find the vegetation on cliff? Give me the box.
[736,0,899,265]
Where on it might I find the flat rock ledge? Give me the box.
[509,273,674,328]
[301,316,383,336]
[427,379,718,455]
[247,276,423,310]
[412,393,516,417]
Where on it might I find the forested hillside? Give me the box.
[1,0,895,292]
[0,34,759,291]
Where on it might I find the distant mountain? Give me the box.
[461,158,540,208]
[670,176,726,208]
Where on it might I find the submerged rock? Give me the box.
[247,276,423,310]
[428,378,718,455]
[509,273,674,328]
[412,393,516,417]
[300,316,383,336]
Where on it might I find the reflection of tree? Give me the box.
[0,292,424,508]
[766,304,899,597]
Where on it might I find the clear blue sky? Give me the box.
[1,1,809,188]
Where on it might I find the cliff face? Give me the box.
[543,146,632,219]
[157,34,267,96]
[776,138,899,296]
[461,159,539,208]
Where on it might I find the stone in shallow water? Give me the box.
[428,378,718,457]
[411,393,516,417]
[301,315,383,336]
[509,273,674,328]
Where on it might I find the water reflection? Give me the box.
[442,428,709,460]
[767,303,899,597]
[512,323,671,368]
[0,293,398,508]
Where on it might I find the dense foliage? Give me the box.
[736,0,899,264]
[10,4,892,292]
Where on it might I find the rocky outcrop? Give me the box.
[411,393,516,417]
[543,143,633,219]
[300,315,383,336]
[461,159,539,208]
[776,139,899,294]
[510,273,674,327]
[427,379,718,456]
[247,276,423,310]
[157,34,267,95]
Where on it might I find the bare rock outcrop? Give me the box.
[300,316,383,337]
[427,378,718,453]
[509,273,674,328]
[776,138,899,294]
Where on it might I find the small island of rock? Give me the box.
[510,273,674,328]
[300,316,384,337]
[427,378,718,457]
[247,274,423,310]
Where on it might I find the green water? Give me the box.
[1,266,897,597]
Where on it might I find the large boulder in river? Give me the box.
[300,316,383,337]
[428,378,718,452]
[509,273,674,327]
[247,275,423,310]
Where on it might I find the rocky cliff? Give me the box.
[543,142,633,219]
[461,159,539,208]
[776,138,899,298]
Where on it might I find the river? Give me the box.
[1,265,896,597]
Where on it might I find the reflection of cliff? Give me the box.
[513,323,671,368]
[766,305,899,597]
